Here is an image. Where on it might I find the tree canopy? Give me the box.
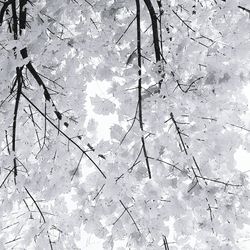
[0,0,250,249]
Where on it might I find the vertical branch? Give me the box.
[19,0,27,35]
[143,0,161,62]
[11,0,18,40]
[136,0,142,130]
[143,0,164,88]
[135,0,151,179]
[12,67,23,182]
[157,0,164,60]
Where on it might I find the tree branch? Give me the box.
[136,0,151,179]
[21,92,107,179]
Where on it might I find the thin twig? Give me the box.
[21,92,107,179]
[24,187,46,223]
[119,200,141,233]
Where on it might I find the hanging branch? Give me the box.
[12,67,23,182]
[162,235,170,250]
[0,0,13,25]
[135,0,151,179]
[119,200,141,233]
[143,0,161,62]
[120,101,139,145]
[71,152,84,181]
[116,15,137,44]
[170,112,188,155]
[11,0,18,40]
[21,92,107,179]
[19,0,27,34]
[143,0,163,88]
[157,0,164,60]
[172,9,195,33]
[20,48,52,102]
[24,187,46,223]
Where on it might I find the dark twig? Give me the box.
[143,0,161,62]
[12,67,23,182]
[116,16,137,44]
[172,9,195,33]
[24,187,46,223]
[238,5,250,14]
[21,92,106,179]
[170,112,188,155]
[162,235,170,250]
[93,184,105,200]
[71,153,84,181]
[136,0,151,179]
[119,200,141,233]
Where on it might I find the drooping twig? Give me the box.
[19,0,27,34]
[143,0,161,62]
[172,9,195,33]
[21,92,107,179]
[135,0,151,179]
[0,167,15,188]
[119,200,141,233]
[11,0,18,40]
[170,112,188,155]
[0,0,13,26]
[120,102,139,145]
[143,0,163,88]
[162,235,170,250]
[93,184,105,200]
[238,5,250,14]
[12,67,23,182]
[148,156,183,172]
[71,153,84,181]
[196,176,241,187]
[24,187,46,223]
[116,16,137,44]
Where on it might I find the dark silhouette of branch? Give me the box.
[136,0,151,179]
[196,176,241,187]
[116,16,137,44]
[170,112,188,155]
[5,130,11,154]
[71,152,84,181]
[0,0,13,25]
[28,105,42,149]
[21,92,107,179]
[162,235,170,250]
[143,0,163,88]
[120,102,139,145]
[19,0,27,34]
[172,9,196,33]
[148,156,183,172]
[143,0,161,62]
[12,67,23,182]
[24,187,46,223]
[93,184,105,200]
[119,200,141,233]
[11,0,18,40]
[238,5,250,14]
[0,167,15,188]
[20,48,51,102]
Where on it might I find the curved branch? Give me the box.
[143,0,161,62]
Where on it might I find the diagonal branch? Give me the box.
[21,92,107,179]
[170,112,188,155]
[143,0,161,62]
[24,187,46,223]
[119,200,141,233]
